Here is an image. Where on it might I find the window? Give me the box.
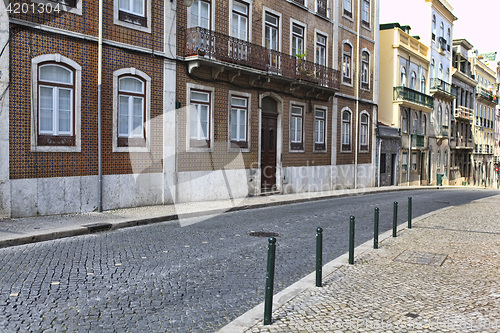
[290,105,304,150]
[292,23,304,57]
[437,151,441,167]
[432,15,436,40]
[400,66,407,87]
[190,0,211,29]
[342,42,352,84]
[447,28,451,51]
[230,96,248,148]
[402,109,408,133]
[113,68,151,152]
[118,0,146,26]
[118,76,146,147]
[440,22,444,39]
[344,0,352,17]
[314,109,326,151]
[316,33,327,67]
[341,109,351,151]
[444,149,448,167]
[402,152,408,171]
[265,13,279,51]
[37,63,75,147]
[437,105,443,128]
[420,73,426,93]
[431,59,435,78]
[317,0,327,17]
[231,0,248,41]
[410,71,417,90]
[412,113,418,134]
[361,0,370,28]
[361,51,369,89]
[190,89,211,148]
[50,0,76,6]
[411,152,417,171]
[439,63,443,79]
[359,112,369,151]
[32,55,81,153]
[422,115,427,135]
[444,107,449,127]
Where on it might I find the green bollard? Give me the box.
[264,237,276,325]
[393,201,398,237]
[374,207,379,249]
[316,227,323,287]
[408,197,412,229]
[349,216,355,265]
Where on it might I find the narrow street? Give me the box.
[0,189,497,332]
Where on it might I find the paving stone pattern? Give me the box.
[245,196,500,333]
[0,190,496,332]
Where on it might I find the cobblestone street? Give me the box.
[243,195,500,333]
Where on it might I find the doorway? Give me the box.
[391,154,397,186]
[261,97,278,190]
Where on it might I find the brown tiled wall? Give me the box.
[9,27,164,179]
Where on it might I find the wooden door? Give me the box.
[261,114,277,189]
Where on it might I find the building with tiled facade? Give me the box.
[449,39,476,185]
[1,0,177,217]
[378,23,433,186]
[174,0,378,202]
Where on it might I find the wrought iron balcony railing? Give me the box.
[430,78,457,96]
[184,27,340,90]
[454,105,474,122]
[393,86,434,108]
[476,87,498,104]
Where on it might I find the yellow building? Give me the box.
[379,23,433,186]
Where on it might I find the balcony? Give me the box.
[476,87,498,104]
[184,27,340,91]
[393,86,434,109]
[451,135,473,150]
[454,106,474,123]
[411,134,425,149]
[430,78,457,98]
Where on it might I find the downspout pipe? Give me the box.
[354,0,360,189]
[97,0,103,212]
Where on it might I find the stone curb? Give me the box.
[0,186,461,249]
[216,205,454,332]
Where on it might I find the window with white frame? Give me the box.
[401,66,407,87]
[190,89,211,148]
[316,33,326,67]
[290,105,304,150]
[314,109,326,151]
[361,51,369,89]
[438,105,443,128]
[361,0,370,28]
[38,64,74,143]
[411,152,417,171]
[231,0,248,41]
[118,0,146,26]
[342,42,352,84]
[265,12,279,51]
[118,76,146,147]
[432,15,436,40]
[402,152,408,171]
[292,23,304,57]
[447,28,451,51]
[344,0,352,17]
[341,109,351,151]
[190,0,211,29]
[230,96,248,148]
[360,112,369,151]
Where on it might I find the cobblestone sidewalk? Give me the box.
[232,195,500,333]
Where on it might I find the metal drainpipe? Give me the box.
[354,0,360,189]
[97,0,103,212]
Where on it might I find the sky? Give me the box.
[380,0,500,61]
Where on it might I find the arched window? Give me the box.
[440,22,444,38]
[341,109,351,151]
[420,73,426,93]
[359,112,369,151]
[402,109,408,133]
[431,59,435,78]
[447,28,451,49]
[401,66,407,87]
[444,107,449,127]
[432,15,436,40]
[437,105,443,128]
[32,53,82,152]
[412,113,418,134]
[342,42,352,84]
[361,51,370,89]
[439,63,443,79]
[422,114,427,135]
[411,71,417,90]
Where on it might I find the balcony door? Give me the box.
[189,0,211,54]
[265,12,279,73]
[230,0,249,61]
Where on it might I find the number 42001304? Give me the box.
[7,2,61,14]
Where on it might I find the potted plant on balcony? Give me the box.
[295,52,310,78]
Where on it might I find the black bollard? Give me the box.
[349,216,355,265]
[374,207,379,249]
[316,227,323,287]
[264,237,276,325]
[393,201,398,237]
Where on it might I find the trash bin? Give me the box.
[461,181,466,186]
[437,173,443,186]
